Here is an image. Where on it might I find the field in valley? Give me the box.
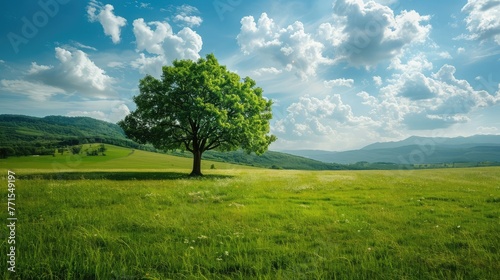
[1,145,499,279]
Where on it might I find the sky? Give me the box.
[0,0,499,151]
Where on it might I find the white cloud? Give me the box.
[438,51,452,59]
[462,0,500,45]
[457,47,466,54]
[237,13,333,80]
[325,0,431,67]
[107,61,125,68]
[174,15,203,28]
[132,19,169,55]
[87,1,127,44]
[132,18,203,68]
[0,79,66,101]
[28,62,53,75]
[236,2,431,79]
[27,47,115,99]
[130,53,166,78]
[274,94,375,136]
[72,41,97,51]
[237,13,281,54]
[372,64,500,130]
[389,54,433,73]
[324,78,354,88]
[67,103,130,123]
[173,5,203,28]
[252,67,282,77]
[373,76,383,86]
[272,94,381,150]
[138,2,151,9]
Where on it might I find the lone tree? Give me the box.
[119,54,276,176]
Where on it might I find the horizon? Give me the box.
[2,113,499,153]
[1,0,499,151]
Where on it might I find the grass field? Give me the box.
[1,146,499,279]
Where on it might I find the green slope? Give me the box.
[0,114,126,141]
[0,144,254,172]
[0,114,339,170]
[0,114,149,157]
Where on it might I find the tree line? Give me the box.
[0,137,156,158]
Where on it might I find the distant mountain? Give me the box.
[282,135,500,164]
[362,135,500,150]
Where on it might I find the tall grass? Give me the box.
[1,168,499,279]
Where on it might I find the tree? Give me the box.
[119,54,276,176]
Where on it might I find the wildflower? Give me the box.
[457,225,461,229]
[198,235,208,240]
[216,258,222,261]
[184,239,189,244]
[367,247,372,251]
[224,251,229,256]
[189,246,194,250]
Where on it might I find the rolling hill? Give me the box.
[3,114,499,169]
[0,114,341,170]
[0,114,149,157]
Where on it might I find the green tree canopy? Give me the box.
[119,54,276,176]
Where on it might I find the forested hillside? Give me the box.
[0,115,152,157]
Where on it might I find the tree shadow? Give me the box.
[20,171,233,181]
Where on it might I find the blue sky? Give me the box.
[1,0,499,151]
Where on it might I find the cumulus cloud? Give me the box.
[131,18,203,76]
[274,94,376,137]
[237,13,333,80]
[461,0,500,45]
[324,78,354,88]
[389,54,433,73]
[67,103,130,123]
[272,94,382,150]
[367,63,500,130]
[324,0,431,66]
[373,76,383,86]
[87,1,127,44]
[28,62,53,75]
[130,53,166,78]
[26,47,115,99]
[173,5,203,28]
[236,1,430,79]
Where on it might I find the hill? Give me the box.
[0,114,340,170]
[0,114,152,157]
[283,135,500,164]
[169,149,345,170]
[0,143,254,173]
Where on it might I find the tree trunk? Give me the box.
[190,149,203,176]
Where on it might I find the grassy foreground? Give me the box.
[0,146,499,279]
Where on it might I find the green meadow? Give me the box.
[1,145,499,279]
